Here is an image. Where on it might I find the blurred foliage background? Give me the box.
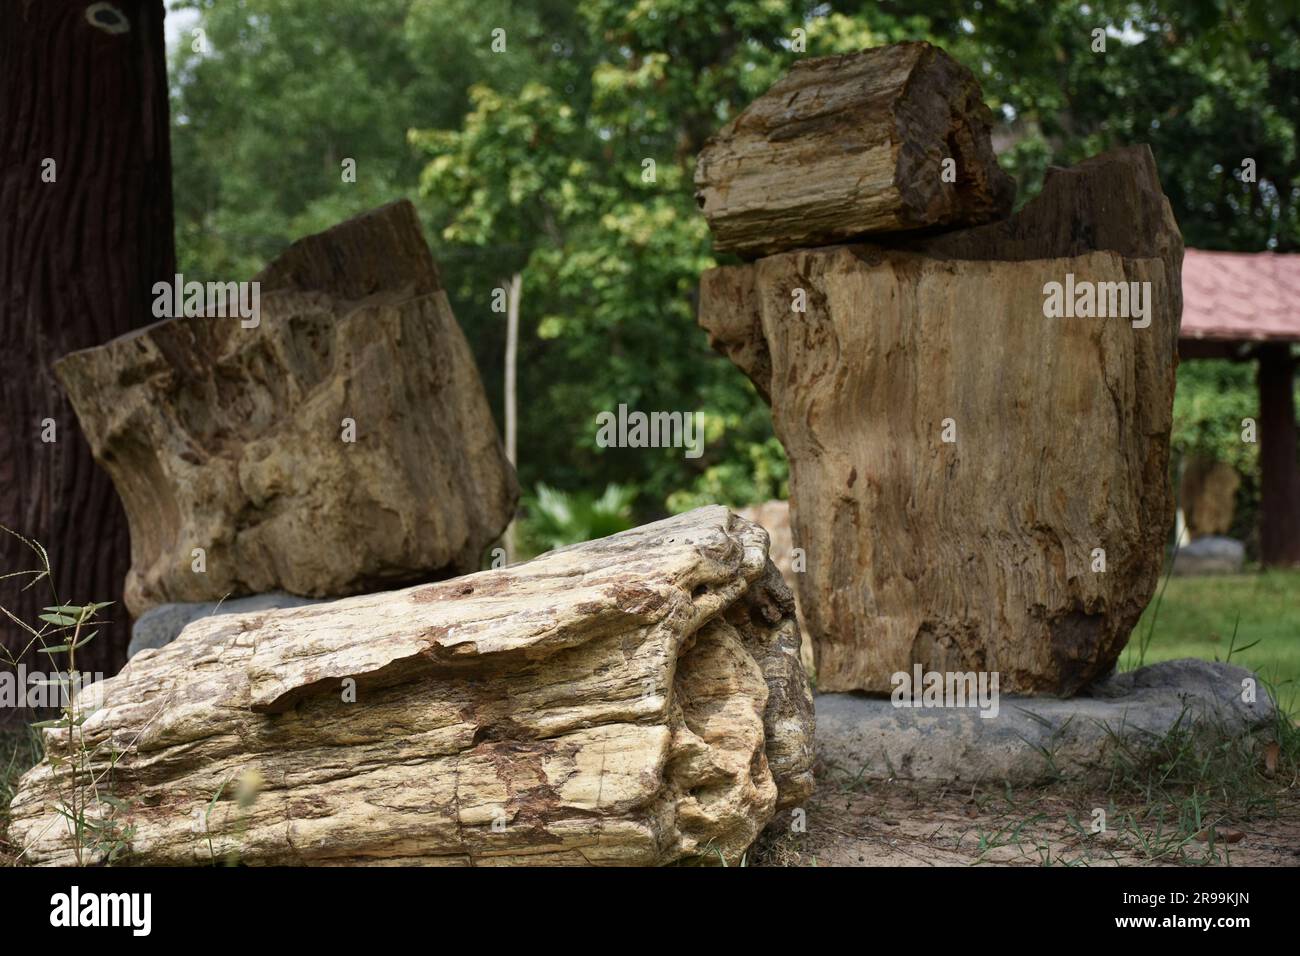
[168,0,1300,548]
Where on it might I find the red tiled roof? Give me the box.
[1181,249,1300,342]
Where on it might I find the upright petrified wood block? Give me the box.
[54,201,518,616]
[699,147,1183,694]
[694,42,1015,259]
[8,508,815,866]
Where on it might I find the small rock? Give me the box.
[1171,535,1246,576]
[1193,827,1245,844]
[128,593,325,659]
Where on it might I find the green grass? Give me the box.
[1122,568,1300,718]
[1,726,41,805]
[1,724,43,863]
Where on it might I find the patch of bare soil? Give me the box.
[754,770,1300,867]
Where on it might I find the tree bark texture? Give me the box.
[0,0,176,690]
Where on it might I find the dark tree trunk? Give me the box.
[0,0,175,703]
[1258,343,1300,567]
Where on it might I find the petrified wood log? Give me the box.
[53,200,518,616]
[698,146,1183,695]
[7,507,815,866]
[694,42,1014,259]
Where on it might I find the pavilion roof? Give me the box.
[1181,248,1300,342]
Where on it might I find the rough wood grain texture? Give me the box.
[53,201,518,617]
[0,0,175,688]
[694,42,1014,259]
[7,507,815,866]
[699,146,1183,694]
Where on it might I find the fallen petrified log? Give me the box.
[694,42,1015,259]
[7,507,815,866]
[699,146,1183,695]
[54,200,518,615]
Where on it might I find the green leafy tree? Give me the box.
[409,2,880,514]
[170,0,1299,524]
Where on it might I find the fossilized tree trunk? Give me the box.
[694,42,1014,259]
[0,0,175,683]
[699,147,1183,694]
[8,507,815,866]
[54,201,518,616]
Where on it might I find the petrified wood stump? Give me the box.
[694,42,1014,259]
[7,507,815,866]
[699,147,1183,694]
[54,201,518,616]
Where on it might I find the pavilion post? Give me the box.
[1257,342,1300,566]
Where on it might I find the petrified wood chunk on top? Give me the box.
[7,507,815,866]
[694,42,1015,259]
[698,146,1183,695]
[54,200,518,616]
